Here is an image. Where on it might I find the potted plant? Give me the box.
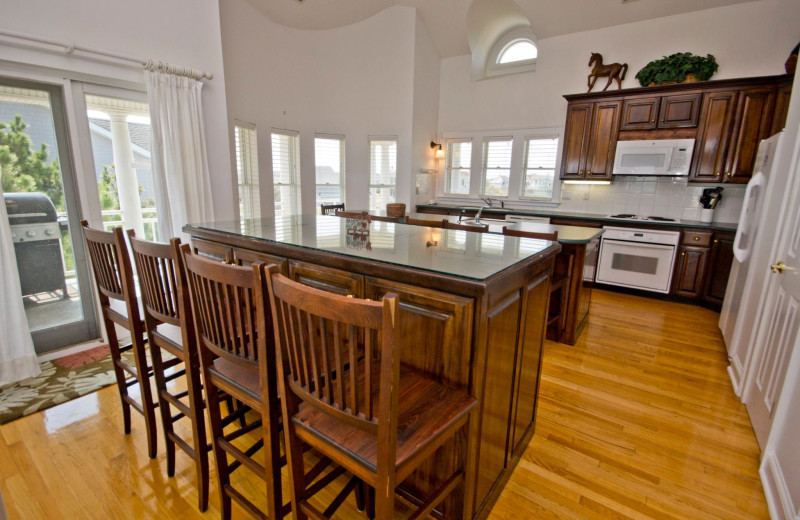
[635,52,719,87]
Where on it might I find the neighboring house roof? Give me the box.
[89,118,151,154]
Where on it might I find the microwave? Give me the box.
[613,138,695,176]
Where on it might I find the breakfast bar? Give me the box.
[185,215,560,519]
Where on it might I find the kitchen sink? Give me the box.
[459,218,514,227]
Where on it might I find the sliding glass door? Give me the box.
[1,77,98,353]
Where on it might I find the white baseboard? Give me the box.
[761,451,800,520]
[37,339,106,363]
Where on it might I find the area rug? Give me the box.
[0,345,118,425]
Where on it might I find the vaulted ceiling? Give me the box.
[244,0,757,57]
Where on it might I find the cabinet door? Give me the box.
[703,232,735,306]
[620,96,659,130]
[771,81,793,135]
[585,100,621,180]
[673,245,709,298]
[725,87,776,183]
[191,238,232,263]
[690,91,738,183]
[234,248,288,274]
[560,103,592,179]
[510,272,549,457]
[658,93,701,129]
[288,260,363,297]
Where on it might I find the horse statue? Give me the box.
[587,52,628,92]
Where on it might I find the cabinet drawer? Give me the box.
[682,230,712,247]
[289,260,364,297]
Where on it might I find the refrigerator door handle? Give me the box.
[732,171,766,263]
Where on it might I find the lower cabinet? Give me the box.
[288,260,364,297]
[703,231,735,306]
[672,230,712,299]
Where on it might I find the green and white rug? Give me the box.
[0,345,116,425]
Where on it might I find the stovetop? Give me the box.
[606,214,679,223]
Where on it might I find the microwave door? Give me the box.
[614,147,672,175]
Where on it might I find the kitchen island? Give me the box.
[185,215,560,519]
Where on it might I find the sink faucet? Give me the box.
[475,197,493,224]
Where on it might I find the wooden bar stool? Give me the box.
[265,272,479,520]
[320,203,344,215]
[127,231,210,511]
[80,221,158,458]
[179,246,287,520]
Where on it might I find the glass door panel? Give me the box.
[1,78,98,353]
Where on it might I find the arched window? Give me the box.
[486,28,538,78]
[498,39,537,64]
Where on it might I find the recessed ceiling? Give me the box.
[245,0,757,57]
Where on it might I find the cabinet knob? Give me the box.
[714,239,719,243]
[693,236,700,241]
[651,119,655,123]
[681,252,685,256]
[726,172,731,177]
[587,171,592,175]
[715,172,720,176]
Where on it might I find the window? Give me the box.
[235,122,260,220]
[444,139,472,195]
[314,134,345,211]
[271,130,301,217]
[521,136,559,200]
[498,40,537,64]
[368,137,397,211]
[481,137,512,197]
[486,27,538,78]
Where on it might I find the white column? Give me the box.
[107,111,144,236]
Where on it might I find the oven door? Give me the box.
[596,239,677,293]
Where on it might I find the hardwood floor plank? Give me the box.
[0,289,768,519]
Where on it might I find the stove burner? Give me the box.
[645,216,676,222]
[610,214,636,219]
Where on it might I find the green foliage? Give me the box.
[0,115,64,210]
[98,164,120,211]
[635,52,719,87]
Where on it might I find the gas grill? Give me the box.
[4,192,68,298]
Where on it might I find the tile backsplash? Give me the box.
[558,177,744,223]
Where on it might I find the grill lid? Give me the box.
[4,192,59,224]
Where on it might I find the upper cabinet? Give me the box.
[561,100,621,181]
[620,93,701,131]
[561,75,793,183]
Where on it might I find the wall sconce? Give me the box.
[430,140,445,159]
[426,229,441,248]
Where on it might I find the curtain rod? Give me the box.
[0,29,213,80]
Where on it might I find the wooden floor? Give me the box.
[0,290,767,519]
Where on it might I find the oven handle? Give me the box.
[600,238,676,251]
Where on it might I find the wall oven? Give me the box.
[596,226,680,294]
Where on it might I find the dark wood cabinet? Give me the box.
[563,74,792,185]
[725,87,776,183]
[673,245,709,298]
[689,90,738,183]
[621,93,701,131]
[703,231,735,306]
[561,100,620,181]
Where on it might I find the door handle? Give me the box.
[771,261,786,274]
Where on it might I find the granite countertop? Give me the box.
[415,204,738,232]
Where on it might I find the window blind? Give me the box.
[481,137,512,197]
[522,137,558,199]
[445,139,472,195]
[235,122,260,221]
[271,130,300,217]
[369,138,397,211]
[315,135,345,210]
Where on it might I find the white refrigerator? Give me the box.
[719,131,784,394]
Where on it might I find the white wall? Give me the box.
[220,1,422,214]
[440,0,800,131]
[437,0,800,222]
[1,0,234,221]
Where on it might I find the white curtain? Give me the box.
[0,186,40,386]
[145,69,214,241]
